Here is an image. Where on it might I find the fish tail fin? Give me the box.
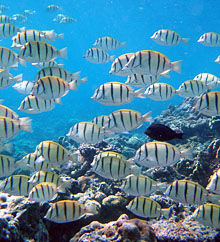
[19,117,32,132]
[18,58,26,67]
[181,38,190,44]
[120,42,126,48]
[176,132,184,139]
[141,111,153,123]
[171,60,182,73]
[71,71,81,80]
[58,47,67,59]
[68,80,77,90]
[134,87,146,98]
[160,70,171,78]
[79,77,88,84]
[180,148,193,160]
[58,33,64,39]
[110,55,115,62]
[58,179,72,193]
[156,182,167,193]
[161,207,171,219]
[85,201,98,215]
[207,193,220,204]
[1,142,13,153]
[12,74,23,83]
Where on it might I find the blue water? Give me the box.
[0,0,219,153]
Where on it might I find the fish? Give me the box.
[18,95,61,114]
[28,171,71,193]
[93,36,126,50]
[18,41,67,63]
[0,117,32,142]
[34,140,75,167]
[0,104,19,119]
[93,151,126,162]
[31,76,76,100]
[193,73,220,90]
[109,53,134,76]
[206,168,220,194]
[165,179,212,205]
[66,122,105,144]
[144,83,176,101]
[28,182,58,202]
[23,10,36,16]
[126,196,170,219]
[104,109,152,133]
[197,32,220,46]
[0,154,16,177]
[193,91,220,116]
[15,153,53,172]
[124,50,182,77]
[0,175,33,196]
[145,123,184,141]
[119,174,166,196]
[83,48,114,64]
[0,47,26,69]
[91,115,109,128]
[42,30,64,41]
[11,30,47,49]
[133,141,193,168]
[12,80,34,94]
[46,5,62,12]
[91,82,145,106]
[150,29,189,46]
[0,15,14,23]
[34,66,82,84]
[32,60,64,69]
[176,80,208,97]
[192,203,220,229]
[44,200,96,223]
[53,14,66,22]
[126,74,160,87]
[0,74,23,89]
[60,16,77,24]
[91,153,139,179]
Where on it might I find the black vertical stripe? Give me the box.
[64,201,67,221]
[193,184,197,203]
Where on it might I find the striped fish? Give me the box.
[93,151,126,162]
[150,29,189,46]
[60,16,77,24]
[109,53,134,76]
[11,29,47,49]
[193,91,220,116]
[91,153,139,179]
[193,73,220,90]
[0,154,16,177]
[46,5,62,12]
[91,82,145,106]
[15,153,53,172]
[206,168,220,194]
[0,175,33,196]
[104,109,152,133]
[119,174,164,196]
[145,83,176,101]
[165,179,208,205]
[0,74,22,89]
[32,60,64,69]
[126,74,160,87]
[197,32,220,46]
[91,115,108,128]
[66,122,105,144]
[44,200,96,223]
[0,104,19,119]
[93,36,126,50]
[18,95,60,114]
[34,66,83,84]
[124,50,182,77]
[28,182,58,202]
[34,140,72,167]
[18,41,67,63]
[32,76,76,100]
[0,47,26,69]
[0,23,24,38]
[192,203,220,229]
[133,141,193,168]
[126,196,170,219]
[12,80,34,94]
[83,48,114,64]
[0,117,32,142]
[176,80,208,97]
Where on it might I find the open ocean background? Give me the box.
[0,0,219,153]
